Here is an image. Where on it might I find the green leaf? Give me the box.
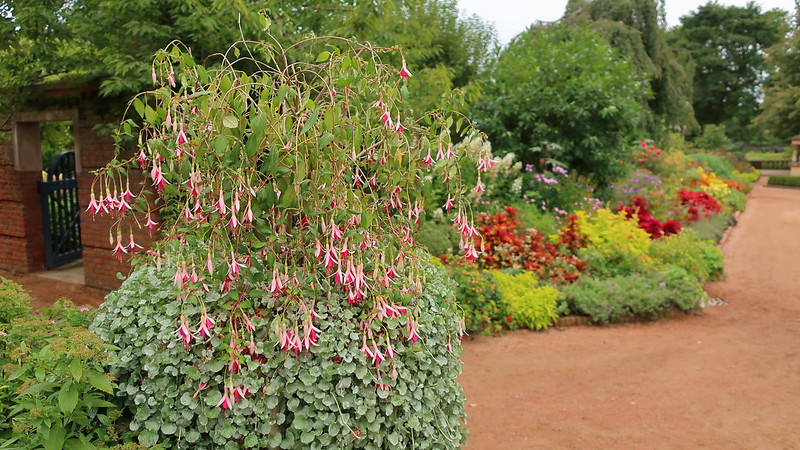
[88,372,115,394]
[301,109,320,135]
[316,51,331,62]
[45,426,66,450]
[69,359,83,382]
[58,386,79,414]
[319,132,334,149]
[133,98,145,118]
[223,116,239,129]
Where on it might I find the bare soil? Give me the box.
[460,178,800,449]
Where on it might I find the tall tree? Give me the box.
[564,0,697,137]
[669,2,788,140]
[754,4,800,140]
[471,24,647,184]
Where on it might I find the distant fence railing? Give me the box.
[748,160,791,170]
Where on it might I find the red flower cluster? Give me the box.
[678,189,722,222]
[618,197,682,239]
[724,179,745,192]
[634,141,663,165]
[474,207,586,284]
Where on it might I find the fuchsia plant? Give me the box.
[89,38,486,407]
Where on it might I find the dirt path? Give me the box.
[460,178,800,449]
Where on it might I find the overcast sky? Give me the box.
[458,0,797,45]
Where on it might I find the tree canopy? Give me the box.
[669,2,788,141]
[0,0,496,113]
[564,0,697,137]
[471,24,647,184]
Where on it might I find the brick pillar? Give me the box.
[0,125,46,272]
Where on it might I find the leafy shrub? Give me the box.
[578,247,655,278]
[444,261,505,335]
[693,124,732,152]
[0,277,33,324]
[416,222,460,258]
[689,152,734,178]
[649,230,724,281]
[688,212,735,243]
[490,271,559,330]
[560,270,704,324]
[732,169,760,186]
[574,209,652,257]
[0,280,124,448]
[768,174,800,188]
[471,24,647,185]
[92,263,467,448]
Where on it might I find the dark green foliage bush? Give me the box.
[578,248,654,278]
[92,263,467,449]
[768,174,800,188]
[649,230,725,282]
[416,222,460,258]
[560,269,704,324]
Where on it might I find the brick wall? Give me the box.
[1,102,154,291]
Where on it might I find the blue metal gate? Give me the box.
[38,151,82,269]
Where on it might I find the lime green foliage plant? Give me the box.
[89,36,479,447]
[575,209,652,257]
[560,268,704,324]
[649,230,724,281]
[490,271,559,331]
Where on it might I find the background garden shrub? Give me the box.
[768,174,800,188]
[92,262,467,449]
[560,270,704,324]
[490,271,559,330]
[649,230,725,282]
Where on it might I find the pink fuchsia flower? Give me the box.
[399,59,412,80]
[421,149,434,165]
[176,123,188,145]
[329,220,343,240]
[168,68,176,88]
[474,177,485,194]
[269,267,285,293]
[395,116,404,134]
[151,68,157,84]
[243,201,254,225]
[145,214,158,233]
[128,232,143,251]
[436,143,446,160]
[112,235,127,260]
[476,155,495,172]
[176,315,193,350]
[385,336,396,360]
[322,245,338,268]
[443,194,455,212]
[137,148,147,168]
[233,386,250,401]
[380,110,393,129]
[150,164,169,191]
[79,306,90,312]
[217,390,232,410]
[86,192,101,215]
[122,181,134,201]
[361,335,375,360]
[197,311,215,339]
[464,244,479,261]
[215,190,227,215]
[372,342,385,365]
[230,358,240,372]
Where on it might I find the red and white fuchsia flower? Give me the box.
[399,59,412,80]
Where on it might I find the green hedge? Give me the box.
[768,175,800,188]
